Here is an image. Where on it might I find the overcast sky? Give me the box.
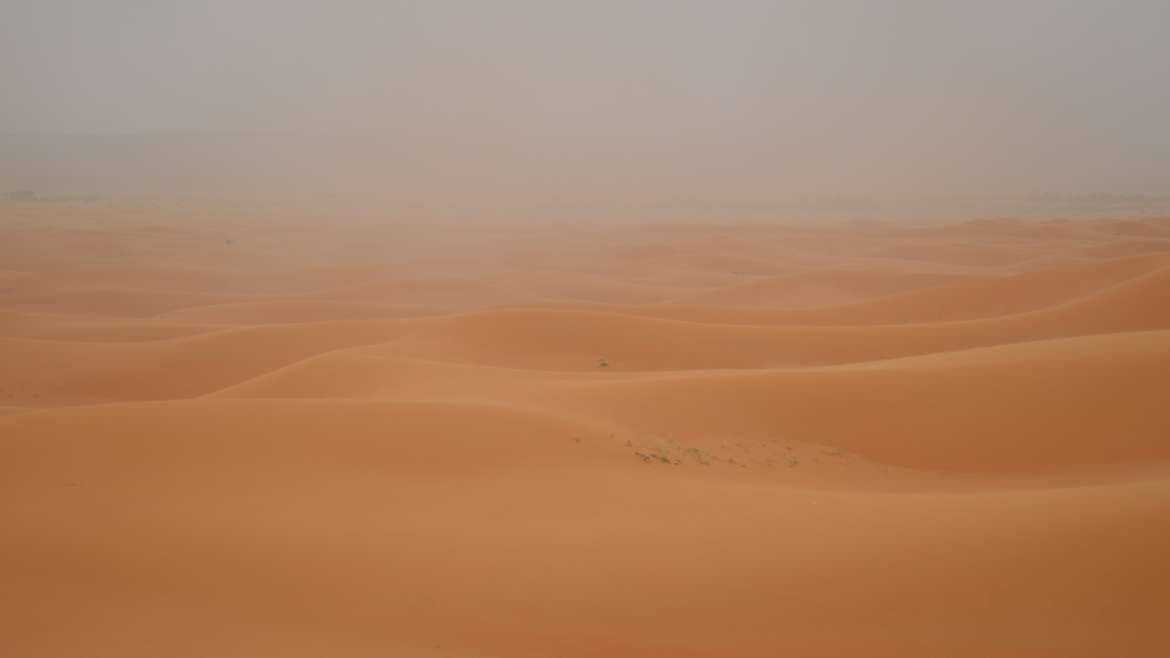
[3,1,1168,216]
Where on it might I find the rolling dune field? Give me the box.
[3,204,1170,657]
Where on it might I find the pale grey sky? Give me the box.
[3,1,1168,216]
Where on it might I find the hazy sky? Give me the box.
[3,1,1169,216]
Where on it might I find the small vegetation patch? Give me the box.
[626,434,853,470]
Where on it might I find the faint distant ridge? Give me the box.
[1024,192,1170,214]
[4,187,102,202]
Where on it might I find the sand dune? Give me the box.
[671,268,972,308]
[0,318,418,405]
[368,266,1170,370]
[158,299,440,324]
[0,287,244,317]
[0,310,213,341]
[214,330,1170,474]
[5,398,1169,657]
[1079,238,1170,258]
[866,240,1038,267]
[3,209,1169,657]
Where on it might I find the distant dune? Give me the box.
[3,203,1169,658]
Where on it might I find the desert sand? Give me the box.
[3,203,1170,657]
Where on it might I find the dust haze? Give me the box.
[4,4,1170,658]
[4,0,1170,218]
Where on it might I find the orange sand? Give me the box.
[3,205,1170,657]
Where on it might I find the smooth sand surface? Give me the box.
[3,205,1170,657]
